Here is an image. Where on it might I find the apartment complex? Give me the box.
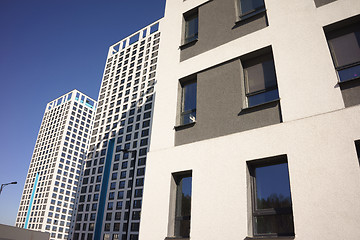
[139,0,360,240]
[15,90,97,240]
[72,20,161,240]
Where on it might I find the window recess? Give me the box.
[247,156,295,237]
[243,52,279,108]
[183,9,199,45]
[237,0,266,21]
[180,79,197,125]
[167,171,192,239]
[325,22,360,83]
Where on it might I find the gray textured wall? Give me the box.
[175,58,282,146]
[314,0,338,7]
[0,224,49,240]
[340,80,360,107]
[180,0,268,61]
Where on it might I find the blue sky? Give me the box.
[0,0,165,225]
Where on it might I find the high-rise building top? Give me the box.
[16,89,97,240]
[72,19,161,240]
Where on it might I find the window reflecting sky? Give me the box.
[255,163,291,206]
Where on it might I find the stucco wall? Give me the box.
[142,0,360,239]
[150,0,359,151]
[141,106,360,240]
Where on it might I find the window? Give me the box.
[184,10,198,44]
[238,0,265,19]
[243,52,279,107]
[171,171,192,238]
[247,156,294,237]
[180,80,197,125]
[355,140,360,166]
[326,22,360,82]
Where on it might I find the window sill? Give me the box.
[174,122,196,131]
[235,8,266,24]
[238,99,280,116]
[165,238,189,240]
[338,76,360,85]
[179,39,198,50]
[245,236,295,240]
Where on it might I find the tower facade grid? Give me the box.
[72,19,161,240]
[16,89,97,240]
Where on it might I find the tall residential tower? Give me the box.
[16,90,97,240]
[72,20,161,240]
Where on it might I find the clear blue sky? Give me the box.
[0,0,165,226]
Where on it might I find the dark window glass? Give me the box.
[118,191,124,199]
[181,81,197,125]
[131,223,139,231]
[107,202,113,210]
[115,212,121,220]
[135,178,144,187]
[248,157,294,236]
[132,211,141,220]
[355,140,360,166]
[244,53,279,107]
[174,172,192,238]
[326,23,360,82]
[184,12,198,44]
[239,0,265,16]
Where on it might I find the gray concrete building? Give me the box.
[0,224,49,240]
[139,0,360,240]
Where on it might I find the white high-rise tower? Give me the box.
[16,89,97,240]
[72,20,161,240]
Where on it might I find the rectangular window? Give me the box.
[243,52,279,107]
[247,156,294,237]
[238,0,265,18]
[184,10,198,44]
[173,171,192,238]
[181,80,197,125]
[355,140,360,166]
[326,22,360,82]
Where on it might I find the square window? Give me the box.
[180,80,197,125]
[247,156,294,237]
[184,10,198,44]
[325,22,360,82]
[243,52,279,107]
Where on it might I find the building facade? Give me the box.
[15,90,97,240]
[140,0,360,240]
[72,20,161,240]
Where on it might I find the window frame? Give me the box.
[180,78,197,126]
[236,0,266,21]
[183,9,199,45]
[242,51,279,108]
[247,155,295,237]
[168,170,192,239]
[325,22,360,83]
